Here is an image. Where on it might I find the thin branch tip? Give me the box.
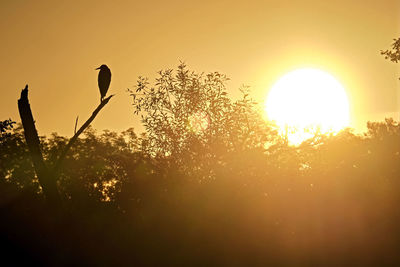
[74,116,79,135]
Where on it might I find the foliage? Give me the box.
[381,37,400,63]
[0,123,39,191]
[0,119,15,134]
[2,64,400,265]
[128,63,277,178]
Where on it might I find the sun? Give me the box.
[265,68,350,145]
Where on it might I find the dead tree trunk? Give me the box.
[17,85,113,210]
[18,85,61,208]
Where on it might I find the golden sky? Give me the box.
[1,0,399,136]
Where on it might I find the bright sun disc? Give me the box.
[265,68,350,145]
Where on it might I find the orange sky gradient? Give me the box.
[1,0,399,136]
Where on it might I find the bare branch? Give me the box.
[53,94,114,173]
[74,116,79,135]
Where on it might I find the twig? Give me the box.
[74,116,79,135]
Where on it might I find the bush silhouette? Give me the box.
[1,64,400,265]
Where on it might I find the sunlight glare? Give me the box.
[265,68,350,145]
[188,112,210,134]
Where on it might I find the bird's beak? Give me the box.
[95,67,100,70]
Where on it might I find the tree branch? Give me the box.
[74,116,79,135]
[53,94,114,173]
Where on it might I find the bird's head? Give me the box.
[95,64,109,70]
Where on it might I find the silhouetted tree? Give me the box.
[2,62,400,265]
[129,63,277,179]
[17,85,113,209]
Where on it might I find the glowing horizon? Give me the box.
[0,1,398,136]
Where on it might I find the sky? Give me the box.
[1,0,399,136]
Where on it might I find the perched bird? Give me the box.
[95,64,111,102]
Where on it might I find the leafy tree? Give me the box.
[129,63,277,178]
[3,62,400,265]
[0,123,39,191]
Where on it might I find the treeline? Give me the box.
[1,64,400,265]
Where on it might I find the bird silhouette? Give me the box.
[95,64,111,102]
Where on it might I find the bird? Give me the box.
[95,64,111,102]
